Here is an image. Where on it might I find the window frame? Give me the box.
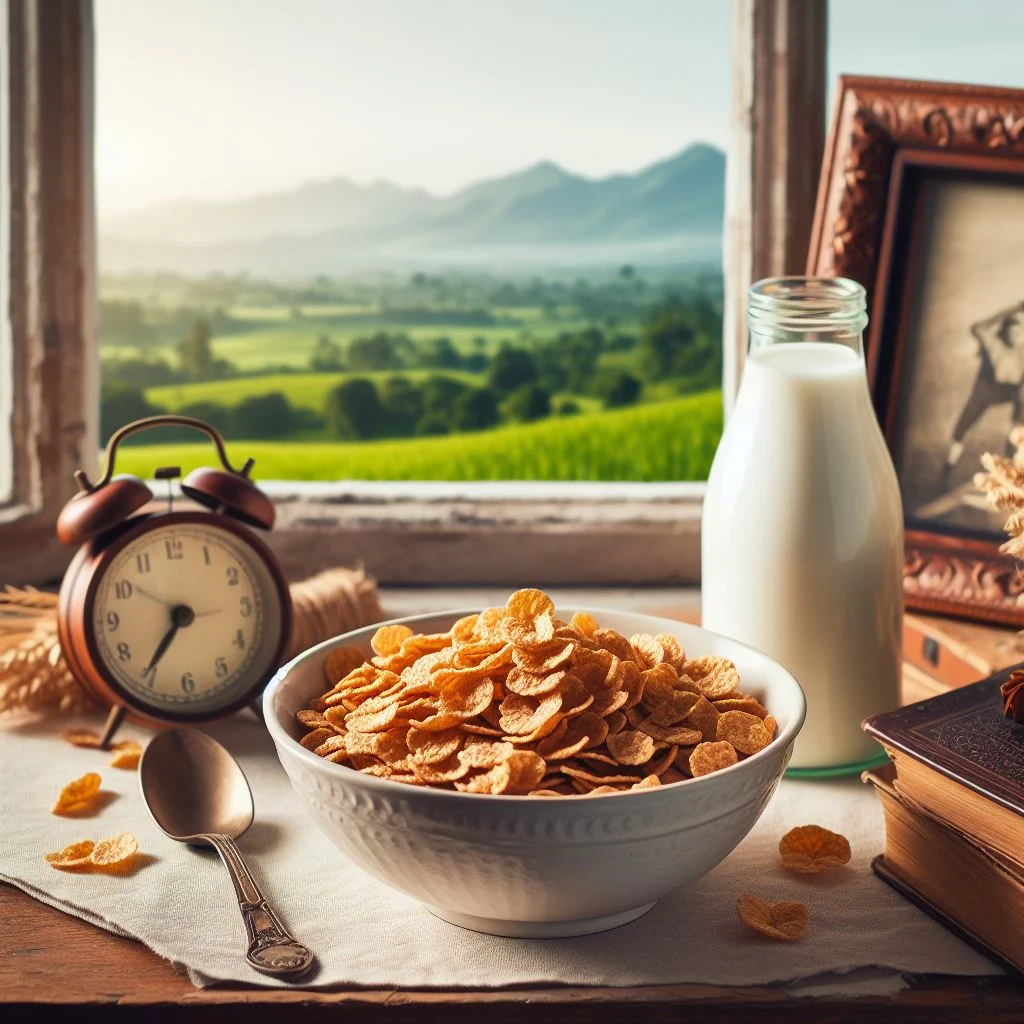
[1,0,98,584]
[2,0,824,587]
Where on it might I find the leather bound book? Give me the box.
[863,663,1024,867]
[864,766,1024,977]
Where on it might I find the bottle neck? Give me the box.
[747,276,868,359]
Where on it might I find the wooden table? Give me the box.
[5,588,1024,1022]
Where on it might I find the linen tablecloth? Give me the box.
[1,714,1000,990]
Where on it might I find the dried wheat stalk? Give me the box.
[0,587,97,717]
[975,425,1024,560]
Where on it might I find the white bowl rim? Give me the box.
[263,605,806,805]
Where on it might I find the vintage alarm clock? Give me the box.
[56,415,292,746]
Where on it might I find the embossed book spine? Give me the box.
[863,664,1024,820]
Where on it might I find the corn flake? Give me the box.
[108,740,143,770]
[779,825,852,874]
[51,772,103,815]
[295,589,773,795]
[736,894,808,941]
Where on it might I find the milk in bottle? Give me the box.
[701,277,903,771]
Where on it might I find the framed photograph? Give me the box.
[808,76,1024,625]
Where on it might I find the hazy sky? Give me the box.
[95,0,1023,217]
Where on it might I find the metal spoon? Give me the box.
[139,728,314,979]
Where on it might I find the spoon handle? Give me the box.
[202,833,314,978]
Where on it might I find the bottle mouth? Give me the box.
[748,276,868,333]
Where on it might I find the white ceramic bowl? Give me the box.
[264,609,805,938]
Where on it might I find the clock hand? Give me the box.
[141,604,195,678]
[133,584,174,608]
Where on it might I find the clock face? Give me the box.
[89,520,285,716]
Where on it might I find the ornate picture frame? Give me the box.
[808,76,1024,626]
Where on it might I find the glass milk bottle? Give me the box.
[702,277,903,773]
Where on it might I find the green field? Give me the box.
[117,391,722,482]
[102,309,604,372]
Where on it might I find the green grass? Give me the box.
[117,391,722,482]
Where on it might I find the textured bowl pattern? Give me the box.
[265,609,805,937]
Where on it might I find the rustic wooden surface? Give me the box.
[5,587,1023,1021]
[4,883,1023,1023]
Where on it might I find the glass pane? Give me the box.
[95,0,728,482]
[829,0,1023,90]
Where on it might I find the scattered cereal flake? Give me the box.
[60,729,103,749]
[108,740,143,770]
[45,840,96,870]
[51,772,102,815]
[778,825,852,874]
[90,832,140,870]
[736,894,808,941]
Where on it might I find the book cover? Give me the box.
[862,662,1024,819]
[871,856,1021,979]
[864,767,1023,978]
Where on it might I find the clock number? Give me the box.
[117,642,131,662]
[136,552,151,574]
[232,629,246,650]
[165,538,184,561]
[106,611,120,632]
[240,596,252,618]
[114,580,133,600]
[214,656,228,678]
[180,671,196,694]
[226,566,240,586]
[203,546,212,566]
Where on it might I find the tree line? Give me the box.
[99,294,721,444]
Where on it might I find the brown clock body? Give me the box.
[58,510,292,730]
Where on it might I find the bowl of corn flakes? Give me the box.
[264,590,805,937]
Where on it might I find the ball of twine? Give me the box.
[0,566,384,719]
[285,565,383,662]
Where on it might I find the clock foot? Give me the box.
[99,704,128,749]
[249,698,265,724]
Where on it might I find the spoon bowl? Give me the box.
[140,728,254,843]
[140,728,314,979]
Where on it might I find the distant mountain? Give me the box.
[99,144,725,275]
